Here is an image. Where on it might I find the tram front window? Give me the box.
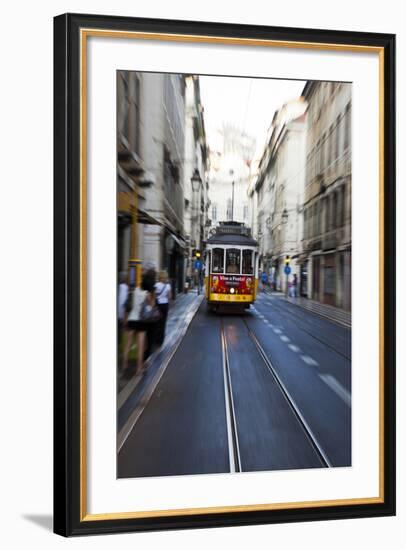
[242,249,254,274]
[226,249,241,274]
[212,248,224,273]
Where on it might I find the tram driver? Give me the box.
[227,261,239,274]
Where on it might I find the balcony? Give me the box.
[322,230,337,251]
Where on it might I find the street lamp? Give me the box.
[191,169,202,233]
[190,169,202,284]
[191,168,202,192]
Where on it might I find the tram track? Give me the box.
[119,300,339,478]
[241,319,332,468]
[220,319,242,472]
[256,294,351,361]
[220,315,331,472]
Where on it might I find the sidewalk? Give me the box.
[117,289,203,448]
[286,295,351,327]
[266,291,351,328]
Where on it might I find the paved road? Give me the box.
[118,295,351,478]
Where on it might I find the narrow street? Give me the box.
[117,293,351,478]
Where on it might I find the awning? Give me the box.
[117,193,186,246]
[167,232,186,249]
[138,209,162,226]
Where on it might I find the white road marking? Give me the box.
[273,328,282,334]
[301,355,319,367]
[319,374,351,407]
[280,335,290,343]
[288,344,301,353]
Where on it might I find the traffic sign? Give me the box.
[284,265,291,275]
[194,260,202,271]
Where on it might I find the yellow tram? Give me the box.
[204,222,259,311]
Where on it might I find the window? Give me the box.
[344,103,351,151]
[212,248,224,273]
[121,74,130,139]
[328,125,334,166]
[332,192,337,230]
[226,198,232,221]
[211,204,217,222]
[205,251,211,274]
[320,134,326,172]
[310,204,314,238]
[134,75,141,156]
[242,250,253,274]
[313,202,318,237]
[243,203,249,221]
[341,185,346,226]
[316,140,321,174]
[336,115,342,160]
[226,249,241,274]
[304,208,308,239]
[323,197,328,233]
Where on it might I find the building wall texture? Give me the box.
[302,81,352,309]
[116,71,208,295]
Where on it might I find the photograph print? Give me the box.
[116,70,352,479]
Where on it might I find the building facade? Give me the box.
[183,75,209,280]
[117,71,208,295]
[208,125,255,232]
[300,82,351,309]
[254,100,307,293]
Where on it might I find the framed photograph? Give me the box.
[54,13,396,536]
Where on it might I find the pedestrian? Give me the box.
[261,270,268,291]
[292,273,298,297]
[117,271,128,350]
[122,268,157,377]
[155,270,172,347]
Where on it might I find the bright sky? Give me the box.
[199,75,305,162]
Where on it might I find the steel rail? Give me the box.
[257,295,351,361]
[220,319,242,473]
[242,319,332,468]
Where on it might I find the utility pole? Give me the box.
[229,169,235,221]
[231,179,235,221]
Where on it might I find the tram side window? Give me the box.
[226,248,241,274]
[212,248,224,273]
[242,249,254,274]
[205,251,211,275]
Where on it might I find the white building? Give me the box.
[301,81,352,309]
[208,125,255,231]
[183,75,209,278]
[254,98,307,292]
[117,71,210,294]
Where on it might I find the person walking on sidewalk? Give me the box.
[290,273,298,297]
[117,271,129,350]
[122,269,157,377]
[155,270,172,347]
[261,270,268,292]
[292,273,297,298]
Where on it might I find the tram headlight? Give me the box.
[230,287,235,294]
